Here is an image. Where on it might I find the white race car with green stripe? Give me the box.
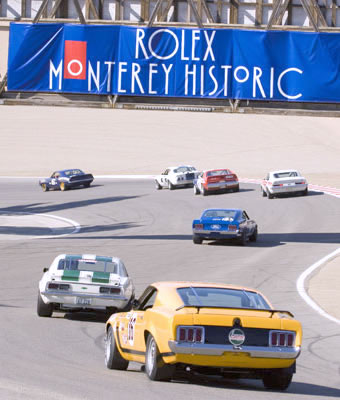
[37,254,135,317]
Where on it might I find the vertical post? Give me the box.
[229,0,238,24]
[21,0,27,18]
[255,0,263,26]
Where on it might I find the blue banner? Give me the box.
[7,23,340,102]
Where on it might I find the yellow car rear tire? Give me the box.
[145,334,175,381]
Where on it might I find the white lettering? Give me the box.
[49,60,62,90]
[149,63,158,94]
[185,64,196,96]
[253,67,266,98]
[192,30,200,61]
[278,68,303,100]
[221,65,232,96]
[200,65,204,96]
[234,66,249,83]
[148,29,179,60]
[104,61,115,92]
[270,67,274,98]
[135,29,149,59]
[162,64,173,95]
[131,63,144,94]
[208,66,218,96]
[118,62,128,93]
[88,61,100,91]
[67,60,83,77]
[180,30,189,61]
[203,31,216,61]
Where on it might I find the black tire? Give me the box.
[168,181,175,191]
[262,370,293,391]
[41,184,49,192]
[193,185,200,195]
[262,187,267,197]
[105,326,129,370]
[249,227,258,242]
[233,185,240,192]
[267,190,274,199]
[84,182,91,188]
[202,187,207,196]
[302,188,308,196]
[37,292,53,317]
[193,235,203,244]
[155,180,162,190]
[239,231,247,246]
[145,334,175,381]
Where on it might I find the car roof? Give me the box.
[269,169,299,174]
[59,169,83,173]
[203,169,231,173]
[151,281,260,293]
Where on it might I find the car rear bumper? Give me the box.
[168,341,301,359]
[268,184,308,194]
[205,181,239,190]
[41,290,129,309]
[193,230,240,239]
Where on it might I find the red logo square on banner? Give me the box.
[63,40,87,80]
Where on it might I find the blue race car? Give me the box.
[39,169,94,192]
[192,208,258,245]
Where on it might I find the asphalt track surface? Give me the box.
[0,179,340,400]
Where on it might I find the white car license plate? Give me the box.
[76,297,92,305]
[211,224,221,230]
[284,183,295,186]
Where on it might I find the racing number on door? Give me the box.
[128,313,137,345]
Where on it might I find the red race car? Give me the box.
[193,169,239,196]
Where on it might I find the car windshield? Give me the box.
[273,171,298,178]
[202,210,237,220]
[64,169,83,176]
[57,257,118,274]
[177,287,271,310]
[174,167,195,173]
[207,170,230,176]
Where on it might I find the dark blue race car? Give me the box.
[39,169,94,192]
[192,208,258,246]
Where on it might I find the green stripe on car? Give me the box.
[62,270,80,281]
[92,271,110,283]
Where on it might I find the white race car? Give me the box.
[261,170,308,199]
[37,254,135,317]
[155,165,198,190]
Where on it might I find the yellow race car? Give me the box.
[105,281,302,390]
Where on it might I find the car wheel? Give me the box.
[193,185,200,195]
[145,334,175,381]
[155,180,162,190]
[202,187,207,196]
[60,182,67,191]
[37,292,53,317]
[105,326,129,370]
[239,231,247,246]
[262,370,293,391]
[267,190,274,199]
[233,185,239,192]
[262,187,267,197]
[302,188,308,196]
[249,227,258,242]
[168,180,175,190]
[41,184,49,192]
[193,235,203,244]
[84,182,91,188]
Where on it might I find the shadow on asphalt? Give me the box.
[64,232,340,246]
[0,195,142,214]
[62,311,110,323]
[167,374,340,397]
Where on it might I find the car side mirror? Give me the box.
[43,267,48,273]
[132,299,140,309]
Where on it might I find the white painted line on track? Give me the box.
[296,249,340,326]
[0,211,81,240]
